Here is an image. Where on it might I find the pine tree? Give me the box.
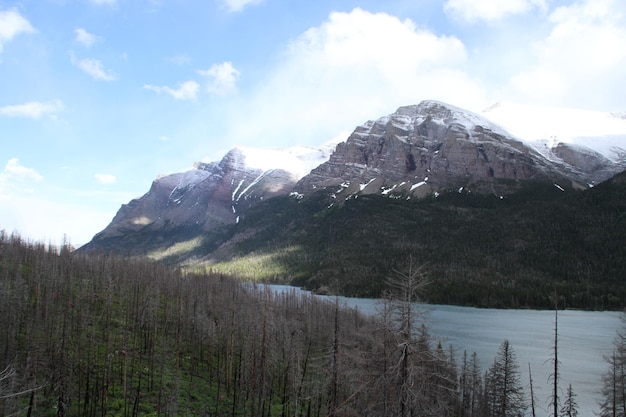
[560,384,579,417]
[484,340,526,417]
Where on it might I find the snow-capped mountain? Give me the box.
[295,100,625,197]
[81,100,626,255]
[83,145,334,250]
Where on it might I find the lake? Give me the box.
[268,285,623,417]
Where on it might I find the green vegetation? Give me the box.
[201,175,626,310]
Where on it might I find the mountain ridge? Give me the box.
[294,100,600,198]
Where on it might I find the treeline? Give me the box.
[5,231,617,416]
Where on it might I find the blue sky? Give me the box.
[1,0,625,244]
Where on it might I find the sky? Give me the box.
[1,0,626,245]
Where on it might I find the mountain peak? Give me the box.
[296,100,626,196]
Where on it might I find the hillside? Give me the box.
[0,232,512,417]
[198,171,626,310]
[0,233,378,415]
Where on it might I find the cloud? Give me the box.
[219,0,264,13]
[0,100,63,118]
[95,173,116,184]
[498,0,626,109]
[143,80,199,100]
[70,52,117,81]
[444,0,547,22]
[75,28,100,48]
[0,158,43,190]
[198,62,240,95]
[222,8,486,149]
[0,8,36,54]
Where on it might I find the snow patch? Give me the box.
[359,178,376,191]
[381,184,396,195]
[232,179,245,201]
[410,182,426,191]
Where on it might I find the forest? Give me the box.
[195,175,626,310]
[1,231,625,416]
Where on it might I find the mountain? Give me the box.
[294,100,625,199]
[81,101,626,254]
[82,145,334,255]
[482,101,626,184]
[79,100,626,308]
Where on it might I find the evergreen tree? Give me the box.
[484,340,526,417]
[560,384,579,417]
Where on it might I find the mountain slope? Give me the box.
[81,145,333,256]
[203,171,626,309]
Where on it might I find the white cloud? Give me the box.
[198,62,240,95]
[0,100,63,118]
[444,0,547,22]
[2,158,43,183]
[75,28,100,48]
[143,80,199,100]
[0,8,36,53]
[223,8,487,148]
[498,0,626,110]
[0,159,43,195]
[95,173,116,184]
[70,52,117,81]
[219,0,264,13]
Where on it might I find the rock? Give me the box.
[295,100,576,196]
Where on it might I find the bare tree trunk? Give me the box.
[551,301,560,417]
[528,363,536,417]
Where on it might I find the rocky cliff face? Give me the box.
[295,101,592,197]
[86,148,303,245]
